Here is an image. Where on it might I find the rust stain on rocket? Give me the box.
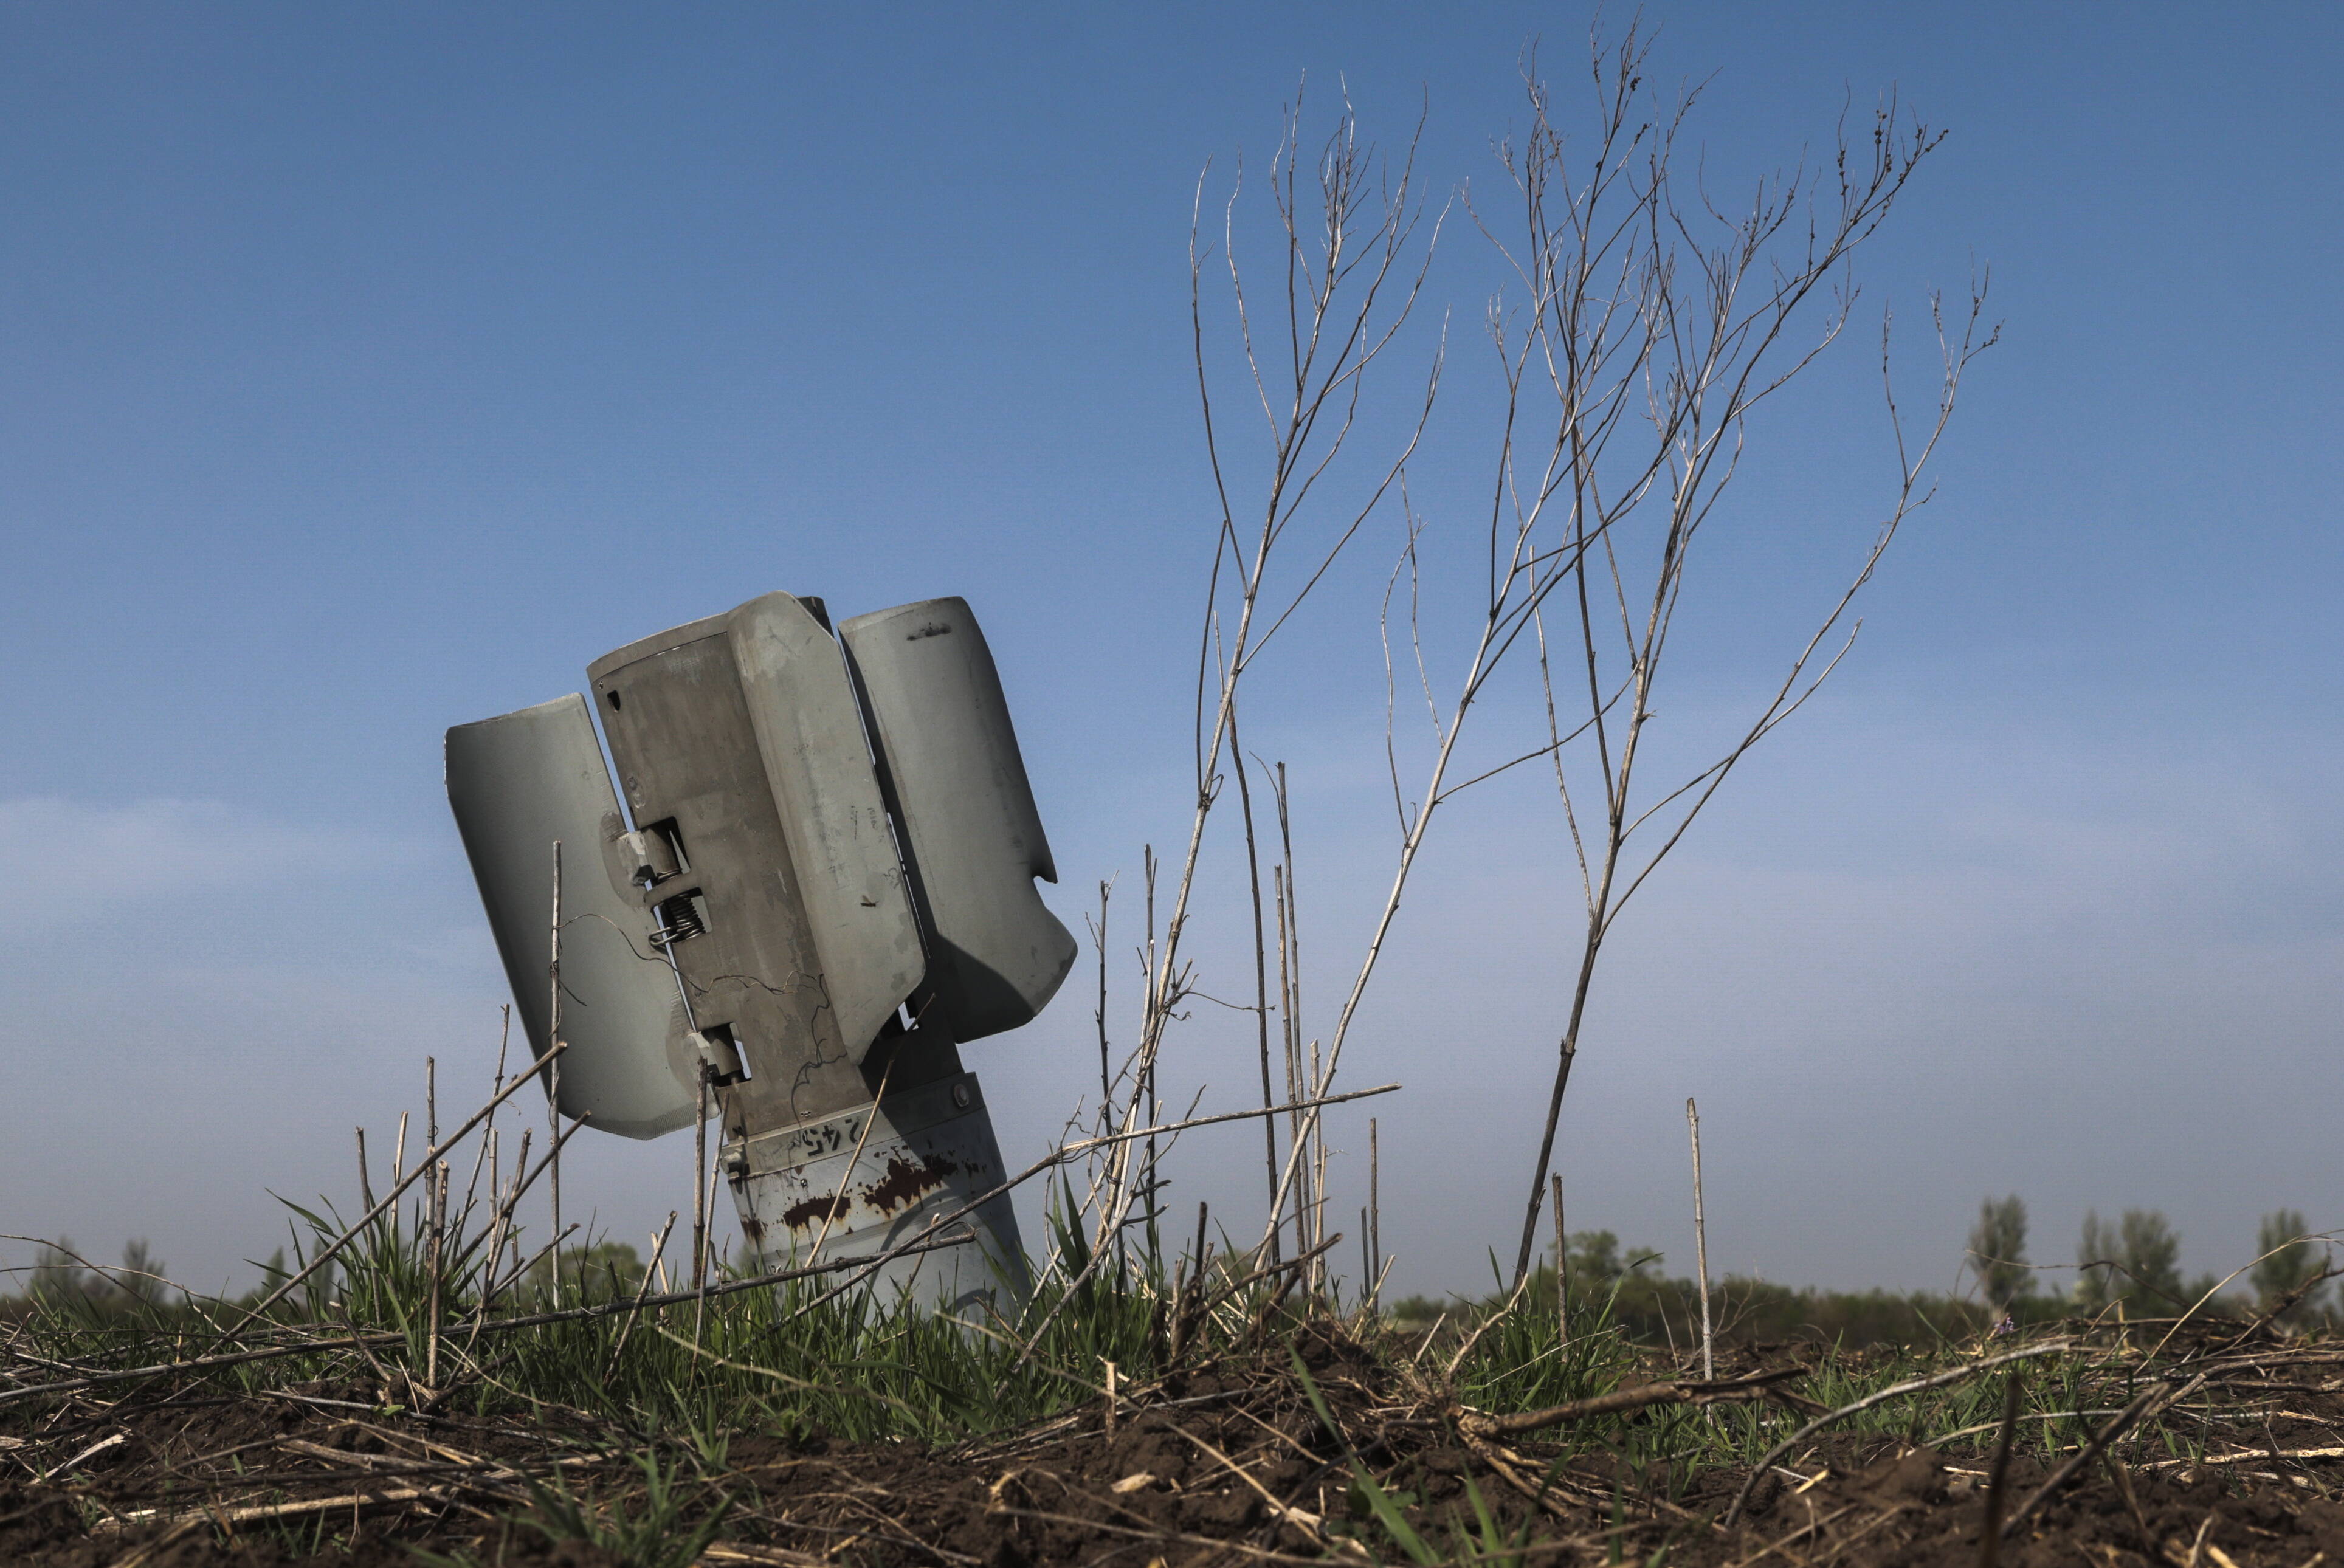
[776,1154,961,1229]
[862,1153,957,1214]
[779,1194,855,1231]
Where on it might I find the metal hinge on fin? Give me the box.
[613,827,681,887]
[688,1026,746,1086]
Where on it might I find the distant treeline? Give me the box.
[1386,1233,2019,1350]
[0,1237,185,1320]
[1388,1200,2337,1349]
[0,1234,647,1322]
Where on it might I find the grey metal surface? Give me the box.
[447,591,1062,1311]
[841,598,1077,1042]
[724,593,925,1065]
[724,1070,1028,1315]
[593,620,868,1136]
[586,614,967,1143]
[444,695,699,1140]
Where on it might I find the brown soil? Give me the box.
[8,1324,2343,1566]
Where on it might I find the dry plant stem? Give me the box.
[692,1066,709,1293]
[1496,32,1995,1285]
[2146,1444,2344,1469]
[1455,1364,1811,1436]
[1979,1371,2025,1568]
[474,1116,593,1294]
[1097,839,1162,1265]
[441,1145,531,1376]
[547,838,564,1310]
[1156,1422,1338,1550]
[1552,1171,1567,1345]
[424,1162,447,1391]
[452,1020,510,1237]
[457,1115,591,1318]
[696,1140,722,1342]
[1147,848,1162,1195]
[1308,1035,1328,1282]
[1090,878,1113,1126]
[2103,1450,2158,1551]
[1164,97,1441,1262]
[127,1485,460,1531]
[1689,1098,1712,1381]
[455,1008,515,1236]
[2002,1373,2209,1538]
[488,1223,580,1315]
[1273,762,1312,1264]
[808,1056,894,1267]
[1723,1341,2075,1527]
[1368,1116,1381,1305]
[1230,720,1283,1258]
[602,1211,677,1378]
[1165,1201,1213,1364]
[1273,865,1300,1258]
[478,1129,498,1253]
[497,1127,531,1281]
[35,1429,126,1482]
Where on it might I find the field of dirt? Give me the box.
[8,1322,2344,1566]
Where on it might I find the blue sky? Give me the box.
[2,2,2338,1301]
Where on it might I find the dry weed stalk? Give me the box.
[1063,82,1446,1275]
[1979,1369,2025,1568]
[1688,1097,1712,1381]
[1487,32,1996,1286]
[546,839,564,1309]
[1142,26,1994,1306]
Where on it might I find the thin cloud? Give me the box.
[0,797,382,927]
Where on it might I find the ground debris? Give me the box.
[9,1324,2344,1565]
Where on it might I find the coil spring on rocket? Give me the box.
[652,891,706,949]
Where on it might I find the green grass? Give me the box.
[3,1195,2209,1469]
[2,1188,2275,1566]
[4,1181,1214,1446]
